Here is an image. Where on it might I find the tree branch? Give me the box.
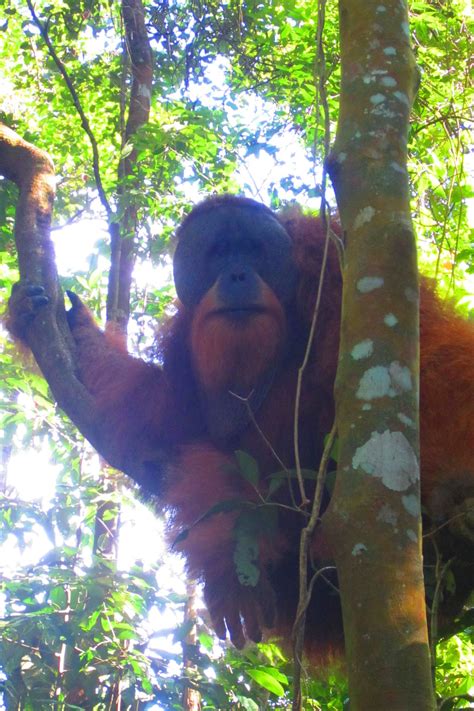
[106,0,153,330]
[0,123,110,462]
[26,0,113,219]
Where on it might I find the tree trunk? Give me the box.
[107,0,153,332]
[324,1,435,708]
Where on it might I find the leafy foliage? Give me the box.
[0,0,472,707]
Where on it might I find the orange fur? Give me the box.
[190,279,286,393]
[59,209,474,656]
[420,287,474,510]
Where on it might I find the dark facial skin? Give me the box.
[173,203,297,309]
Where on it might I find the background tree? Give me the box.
[0,0,472,708]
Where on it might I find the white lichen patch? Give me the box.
[354,206,376,230]
[384,46,397,55]
[381,76,397,87]
[351,339,374,360]
[406,529,418,543]
[362,404,372,411]
[358,276,384,293]
[370,93,386,105]
[401,21,410,38]
[405,287,418,303]
[384,313,398,327]
[394,90,410,106]
[390,161,405,174]
[362,69,388,84]
[398,412,415,428]
[389,361,412,394]
[352,543,368,556]
[138,83,151,100]
[377,504,398,527]
[389,212,413,229]
[376,4,387,11]
[372,105,397,118]
[357,366,391,399]
[337,151,347,163]
[402,494,419,517]
[352,430,420,491]
[356,361,412,401]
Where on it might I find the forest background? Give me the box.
[0,0,473,708]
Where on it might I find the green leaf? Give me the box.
[246,667,286,696]
[324,433,339,463]
[50,586,67,608]
[117,628,139,641]
[234,530,260,587]
[173,497,246,547]
[235,450,260,486]
[235,696,259,711]
[198,631,214,651]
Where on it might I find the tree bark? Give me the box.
[0,125,103,449]
[107,0,153,332]
[0,124,149,481]
[325,2,434,708]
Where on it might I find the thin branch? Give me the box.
[439,694,474,710]
[423,505,474,539]
[292,421,336,711]
[26,0,113,219]
[292,3,335,706]
[292,225,333,507]
[292,0,333,511]
[430,549,452,676]
[229,390,289,473]
[230,388,299,510]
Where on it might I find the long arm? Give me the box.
[0,123,175,492]
[8,285,174,491]
[66,291,182,489]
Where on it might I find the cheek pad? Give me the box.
[174,209,297,306]
[173,240,211,306]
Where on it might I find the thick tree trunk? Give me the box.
[325,1,435,708]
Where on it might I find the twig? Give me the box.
[229,388,301,510]
[292,421,336,711]
[423,505,474,539]
[429,545,453,673]
[292,1,334,706]
[26,0,112,219]
[292,0,332,510]
[229,390,288,473]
